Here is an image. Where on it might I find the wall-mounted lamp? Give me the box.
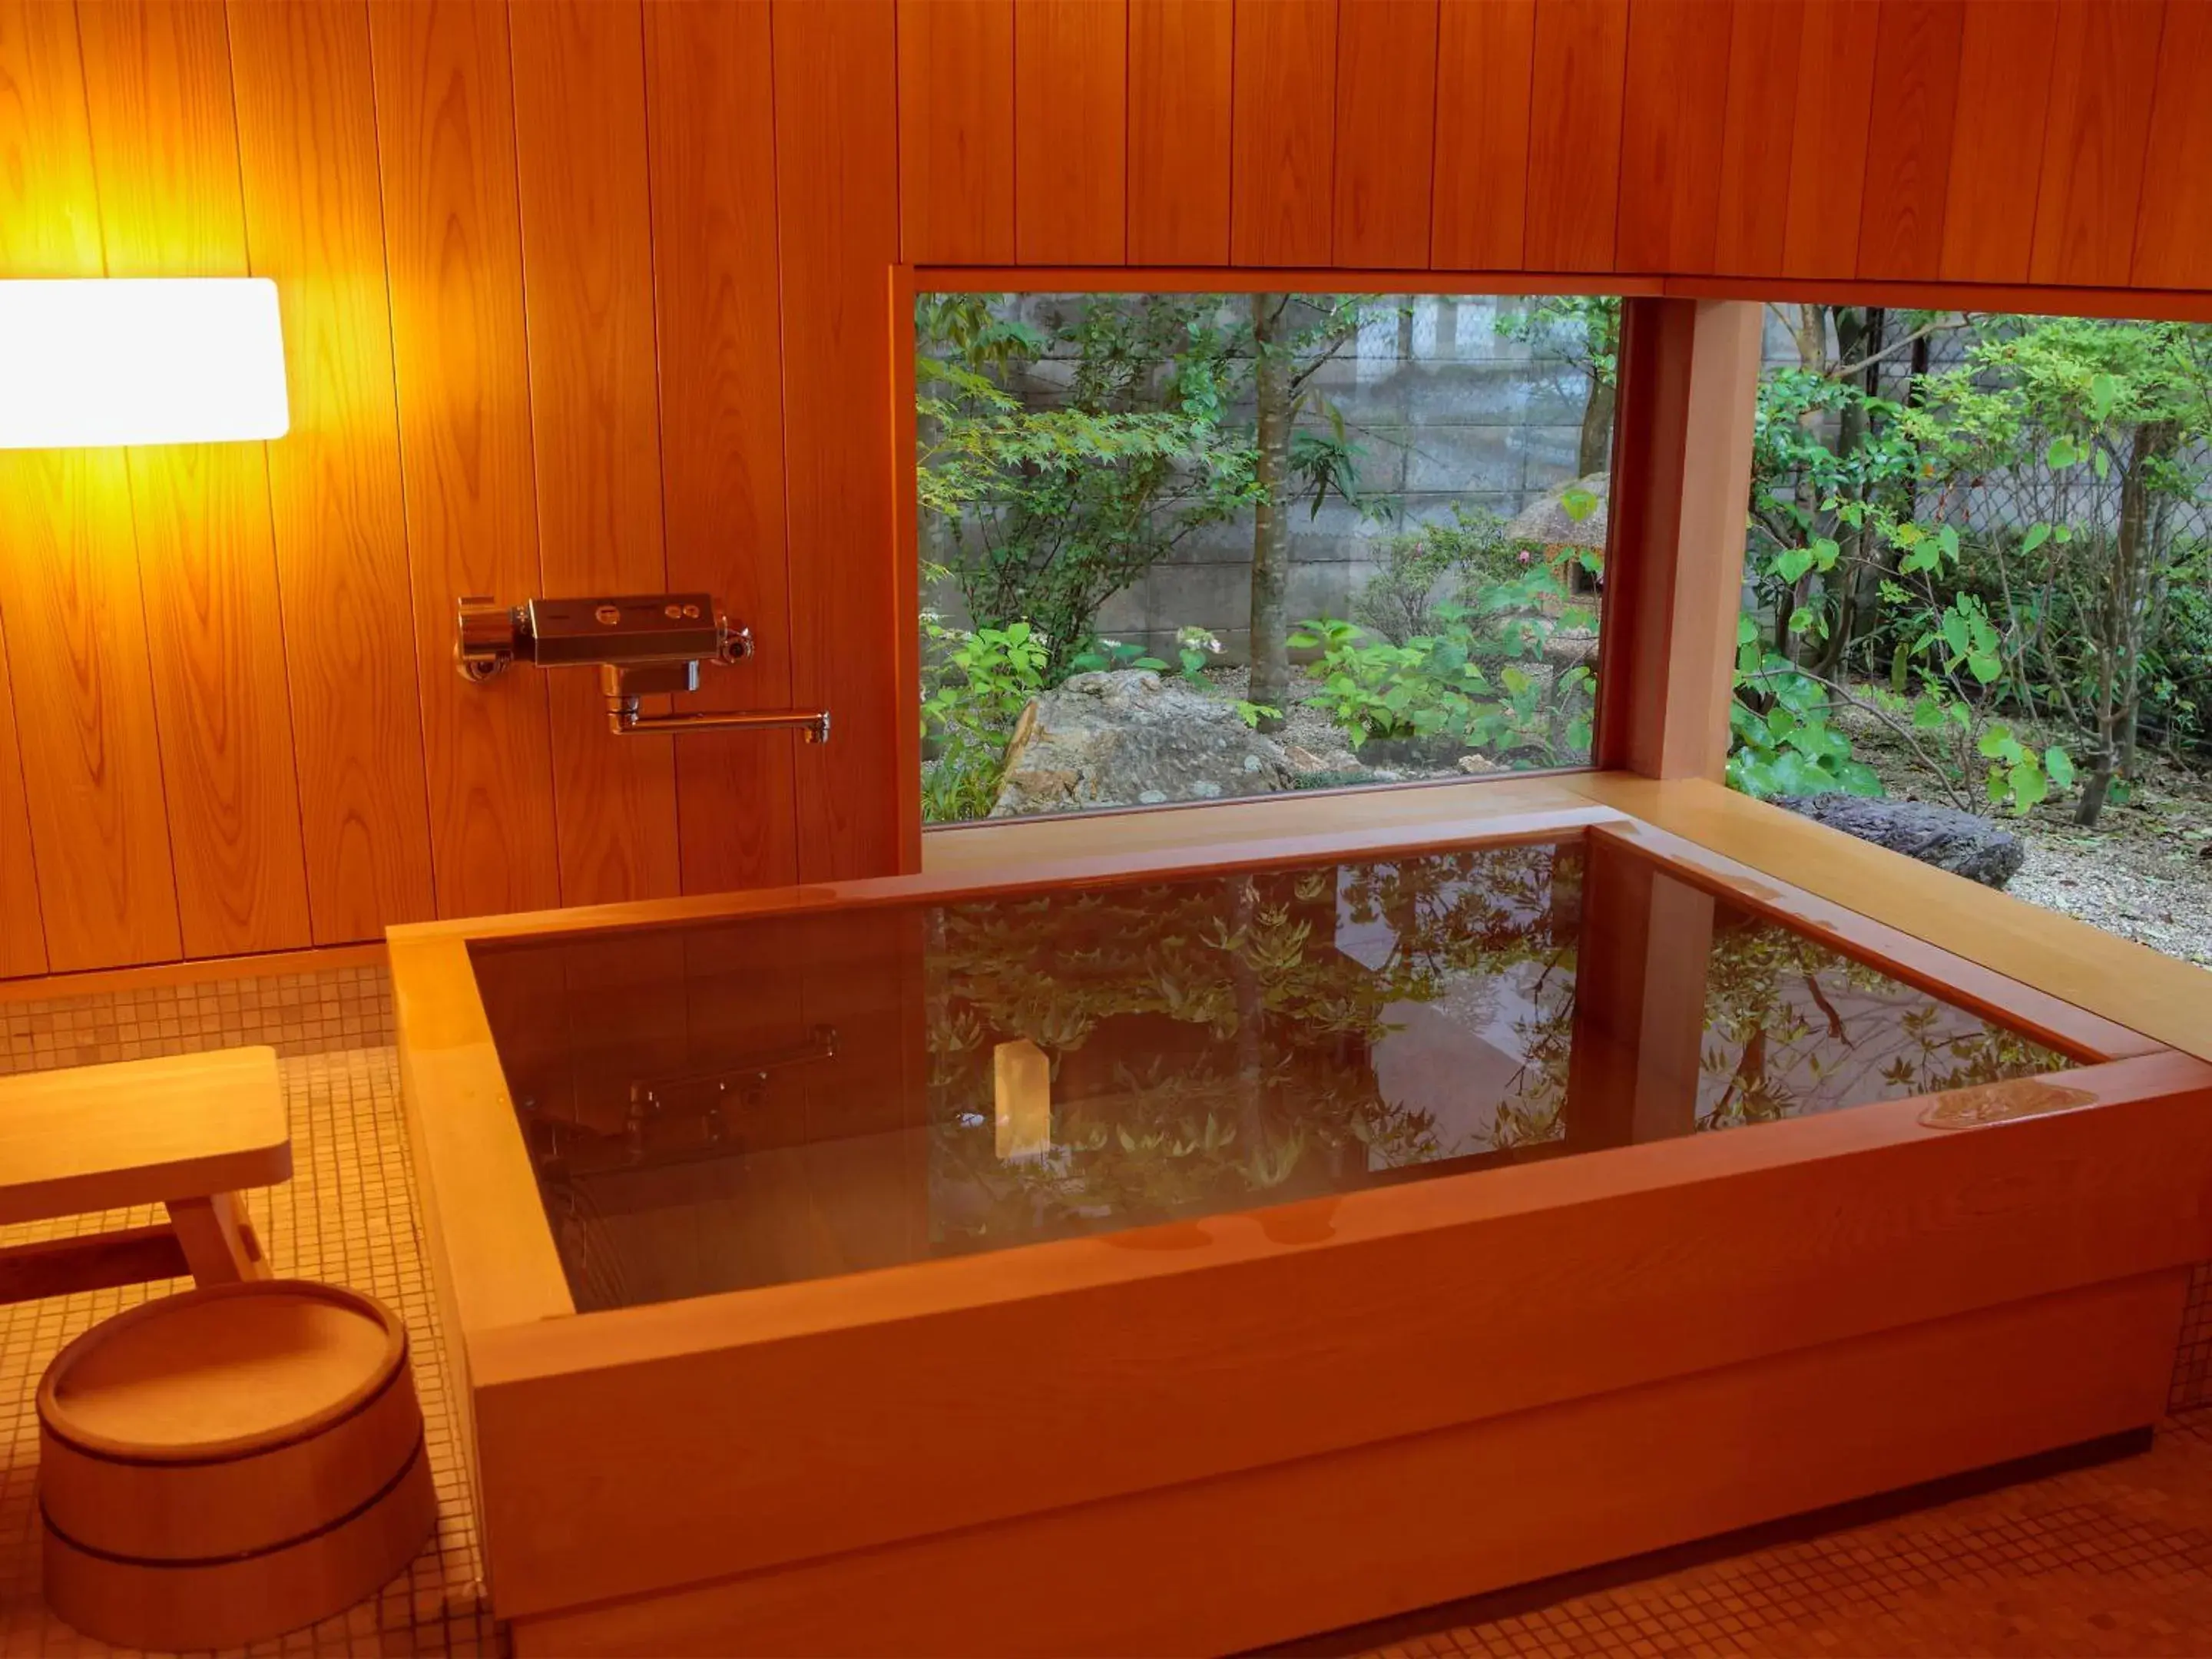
[0,278,289,449]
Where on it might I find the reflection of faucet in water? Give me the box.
[621,1025,840,1163]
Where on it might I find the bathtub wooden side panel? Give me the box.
[511,1270,2186,1657]
[467,1057,2212,1619]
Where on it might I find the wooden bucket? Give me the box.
[38,1278,437,1651]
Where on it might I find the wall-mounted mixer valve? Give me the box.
[454,594,830,743]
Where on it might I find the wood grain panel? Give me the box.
[1014,0,1126,264]
[2030,0,2167,289]
[508,0,680,909]
[1127,0,1232,264]
[644,0,800,895]
[1614,0,1731,273]
[774,0,904,881]
[1430,0,1535,270]
[0,622,44,976]
[512,1277,2179,1656]
[227,0,435,943]
[75,0,312,959]
[1938,0,2058,283]
[0,0,177,973]
[1333,0,1439,270]
[1709,0,1801,278]
[1856,0,1965,280]
[1230,0,1338,267]
[367,0,561,922]
[1780,0,1878,280]
[1523,0,1628,273]
[897,0,1013,263]
[2133,0,2212,289]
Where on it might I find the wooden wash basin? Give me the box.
[390,779,2212,1655]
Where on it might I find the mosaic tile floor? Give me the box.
[5,1017,2212,1656]
[1,1048,498,1659]
[1333,1416,2212,1657]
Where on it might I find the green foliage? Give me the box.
[1351,505,1519,644]
[916,293,1261,680]
[1067,637,1167,675]
[1293,551,1598,767]
[1290,613,1493,748]
[1729,628,1884,800]
[919,618,1049,823]
[1495,295,1621,388]
[1732,306,2212,822]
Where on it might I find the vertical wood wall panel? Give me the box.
[2030,0,2167,289]
[0,628,42,975]
[368,0,563,922]
[774,0,903,881]
[1856,0,1965,281]
[897,0,1013,264]
[1709,0,1801,278]
[1127,0,1232,265]
[1014,0,1126,265]
[76,0,313,959]
[0,5,48,974]
[1779,0,1877,280]
[644,0,801,895]
[0,0,177,972]
[1430,0,1535,271]
[8,0,2212,979]
[1230,0,1337,267]
[1332,0,1438,270]
[1938,0,2058,283]
[1523,0,1628,273]
[227,0,436,943]
[2133,0,2212,289]
[1614,0,1731,274]
[508,0,680,908]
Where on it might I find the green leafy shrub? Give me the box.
[1351,505,1518,644]
[1066,637,1167,675]
[1290,614,1492,749]
[921,618,1048,823]
[916,294,1260,682]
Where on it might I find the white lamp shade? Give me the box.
[0,278,290,449]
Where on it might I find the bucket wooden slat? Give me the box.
[37,1279,436,1651]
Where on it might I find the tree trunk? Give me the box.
[1248,294,1292,731]
[1576,376,1615,477]
[2078,418,2181,825]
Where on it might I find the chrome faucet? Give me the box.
[454,594,830,743]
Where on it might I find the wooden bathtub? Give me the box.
[391,773,2212,1655]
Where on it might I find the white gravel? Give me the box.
[2008,824,2212,968]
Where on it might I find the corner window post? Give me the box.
[1594,298,1765,781]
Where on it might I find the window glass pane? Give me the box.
[1728,306,2212,969]
[916,291,1620,826]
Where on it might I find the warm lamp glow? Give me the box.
[0,278,289,449]
[993,1038,1052,1163]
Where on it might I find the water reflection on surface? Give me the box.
[472,836,2067,1310]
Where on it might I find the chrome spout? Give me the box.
[606,700,831,743]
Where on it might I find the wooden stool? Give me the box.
[37,1279,437,1651]
[0,1047,290,1305]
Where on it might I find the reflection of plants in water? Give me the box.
[922,843,1581,1247]
[918,839,2065,1250]
[1696,918,2061,1129]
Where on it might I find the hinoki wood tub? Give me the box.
[391,782,2212,1656]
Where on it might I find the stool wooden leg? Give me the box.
[165,1193,270,1286]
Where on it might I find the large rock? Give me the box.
[1775,793,2025,889]
[990,671,1294,817]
